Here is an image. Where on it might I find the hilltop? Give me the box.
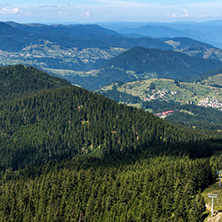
[58,46,222,91]
[0,65,71,100]
[101,46,222,82]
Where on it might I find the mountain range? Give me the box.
[99,20,222,48]
[0,21,172,51]
[2,21,222,93]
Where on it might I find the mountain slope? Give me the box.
[1,86,212,170]
[164,37,222,61]
[0,65,222,221]
[164,37,215,50]
[1,65,220,170]
[0,22,28,51]
[0,65,71,100]
[102,46,222,81]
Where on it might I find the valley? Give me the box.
[2,22,222,92]
[0,41,126,71]
[98,76,222,130]
[98,76,222,110]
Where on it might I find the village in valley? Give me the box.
[197,97,222,111]
[141,88,222,118]
[143,88,177,102]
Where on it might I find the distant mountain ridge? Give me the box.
[99,21,222,48]
[118,25,188,38]
[0,21,172,51]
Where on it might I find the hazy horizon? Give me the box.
[1,0,222,24]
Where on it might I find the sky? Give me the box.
[1,0,222,23]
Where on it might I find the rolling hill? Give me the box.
[101,46,222,81]
[164,37,222,61]
[2,21,222,93]
[1,65,221,167]
[99,77,222,105]
[52,46,222,91]
[1,65,217,170]
[164,37,215,50]
[118,24,188,38]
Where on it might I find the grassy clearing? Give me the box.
[202,179,222,212]
[101,78,222,105]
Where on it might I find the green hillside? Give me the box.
[101,47,222,81]
[167,105,222,130]
[2,83,218,170]
[53,51,222,91]
[164,37,222,61]
[0,65,71,100]
[1,65,222,221]
[98,77,222,130]
[165,37,214,50]
[201,73,222,87]
[99,78,222,106]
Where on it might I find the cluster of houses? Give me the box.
[154,111,174,118]
[143,88,177,102]
[197,97,222,111]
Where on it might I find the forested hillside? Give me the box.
[102,46,222,81]
[1,65,222,221]
[2,84,219,170]
[0,65,71,100]
[0,150,216,222]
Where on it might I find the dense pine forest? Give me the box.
[1,65,222,221]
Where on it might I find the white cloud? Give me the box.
[167,8,190,18]
[183,8,188,17]
[0,7,20,14]
[81,10,90,18]
[57,9,68,17]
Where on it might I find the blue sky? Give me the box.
[1,0,222,23]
